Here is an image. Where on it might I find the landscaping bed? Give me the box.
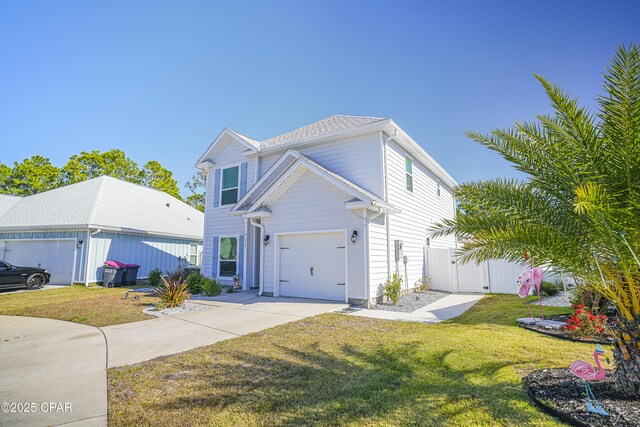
[371,289,449,313]
[525,368,639,426]
[520,314,614,344]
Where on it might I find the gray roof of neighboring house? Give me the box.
[260,115,386,149]
[0,176,204,240]
[0,194,22,218]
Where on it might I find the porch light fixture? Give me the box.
[263,234,270,246]
[76,240,84,249]
[351,230,358,244]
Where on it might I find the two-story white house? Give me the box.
[195,115,457,306]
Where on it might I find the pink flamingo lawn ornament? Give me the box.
[570,344,610,416]
[516,266,545,322]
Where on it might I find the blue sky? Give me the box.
[1,0,639,196]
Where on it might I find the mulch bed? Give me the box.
[525,368,640,426]
[520,314,614,344]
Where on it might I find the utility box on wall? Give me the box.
[394,240,403,262]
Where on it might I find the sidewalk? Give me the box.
[348,293,483,323]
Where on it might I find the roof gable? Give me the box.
[196,128,259,168]
[234,151,398,215]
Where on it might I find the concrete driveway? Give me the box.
[103,293,347,367]
[0,294,345,426]
[0,316,107,427]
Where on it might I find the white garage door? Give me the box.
[279,232,346,301]
[2,240,75,285]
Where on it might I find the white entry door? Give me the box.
[3,240,75,285]
[279,232,345,301]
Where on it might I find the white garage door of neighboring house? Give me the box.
[2,240,75,285]
[279,232,346,301]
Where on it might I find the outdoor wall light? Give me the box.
[351,230,358,244]
[263,234,270,246]
[76,240,84,248]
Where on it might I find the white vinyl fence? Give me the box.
[425,247,527,294]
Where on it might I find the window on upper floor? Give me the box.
[436,179,441,197]
[219,237,238,277]
[405,156,413,192]
[220,166,239,205]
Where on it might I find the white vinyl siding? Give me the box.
[202,137,256,279]
[258,132,384,198]
[261,170,366,300]
[368,139,456,299]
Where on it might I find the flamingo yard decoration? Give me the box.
[569,344,610,416]
[516,266,545,322]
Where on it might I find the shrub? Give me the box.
[152,275,189,308]
[185,272,204,294]
[570,284,613,315]
[539,281,561,296]
[148,269,163,287]
[563,304,609,339]
[383,273,403,305]
[201,278,222,296]
[226,285,236,294]
[415,275,431,292]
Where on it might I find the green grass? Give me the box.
[108,295,595,426]
[0,285,157,327]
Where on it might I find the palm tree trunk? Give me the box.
[611,317,640,397]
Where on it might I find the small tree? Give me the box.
[432,44,640,396]
[383,274,403,305]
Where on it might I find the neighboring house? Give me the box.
[196,115,458,305]
[0,176,203,285]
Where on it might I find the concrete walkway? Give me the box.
[540,291,573,307]
[348,293,483,323]
[0,316,107,427]
[102,293,347,367]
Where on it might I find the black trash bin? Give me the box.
[123,264,140,285]
[103,265,126,287]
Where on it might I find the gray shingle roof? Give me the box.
[259,115,387,149]
[0,176,204,239]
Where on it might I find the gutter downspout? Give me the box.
[382,130,396,284]
[250,219,264,296]
[84,228,102,286]
[362,207,383,307]
[242,218,248,290]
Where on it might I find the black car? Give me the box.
[0,261,51,290]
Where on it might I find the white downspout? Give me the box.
[382,131,394,281]
[362,207,383,307]
[250,219,264,296]
[242,218,248,290]
[84,228,102,286]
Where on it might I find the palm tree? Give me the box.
[432,44,640,397]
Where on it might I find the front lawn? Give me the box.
[108,295,592,426]
[0,285,157,327]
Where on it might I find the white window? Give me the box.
[189,244,199,266]
[218,237,238,277]
[220,166,239,206]
[405,156,413,192]
[436,179,441,197]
